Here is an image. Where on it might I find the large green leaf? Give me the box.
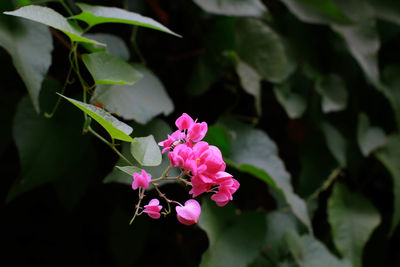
[0,17,52,112]
[367,0,400,26]
[198,199,267,267]
[236,60,262,115]
[280,0,351,25]
[332,19,380,84]
[104,119,179,185]
[82,52,142,85]
[71,3,180,37]
[285,230,351,267]
[186,53,222,96]
[321,122,347,167]
[116,166,142,177]
[8,83,90,201]
[193,0,267,17]
[130,135,162,166]
[264,211,299,261]
[236,18,287,83]
[4,5,103,45]
[59,94,134,142]
[83,33,130,61]
[273,82,307,119]
[375,135,400,234]
[357,113,386,156]
[328,182,381,267]
[380,64,400,127]
[332,0,374,22]
[219,118,312,232]
[92,64,174,124]
[315,74,348,113]
[54,148,96,210]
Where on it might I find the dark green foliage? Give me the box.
[1,0,400,266]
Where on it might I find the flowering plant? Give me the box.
[129,113,239,225]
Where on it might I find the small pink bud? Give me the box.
[143,199,163,219]
[175,113,194,131]
[176,199,201,226]
[132,169,151,190]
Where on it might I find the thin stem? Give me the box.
[60,0,74,17]
[44,63,74,118]
[59,0,74,17]
[151,182,171,215]
[130,187,145,225]
[131,26,146,65]
[88,127,134,166]
[308,168,342,202]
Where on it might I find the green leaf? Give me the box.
[333,0,374,22]
[72,3,180,37]
[0,17,52,112]
[92,64,174,124]
[83,33,130,61]
[375,134,400,234]
[186,53,222,96]
[104,119,179,184]
[236,60,262,115]
[116,166,143,176]
[357,113,386,156]
[328,182,381,267]
[315,74,348,113]
[236,19,287,83]
[59,94,134,142]
[54,149,96,210]
[82,52,142,85]
[321,122,347,167]
[280,0,351,25]
[198,199,267,267]
[264,211,300,261]
[193,0,267,17]
[367,0,400,26]
[219,117,312,232]
[380,64,400,127]
[8,83,90,201]
[130,135,162,166]
[4,5,103,45]
[285,230,351,267]
[332,19,380,84]
[273,82,307,119]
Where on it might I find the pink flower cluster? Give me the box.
[159,113,240,207]
[130,113,239,226]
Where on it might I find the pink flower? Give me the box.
[188,122,208,142]
[168,144,195,171]
[132,169,151,190]
[158,130,186,153]
[176,199,201,225]
[175,113,194,131]
[211,178,240,207]
[189,174,213,197]
[143,199,163,219]
[192,142,225,175]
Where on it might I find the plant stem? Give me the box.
[88,127,133,166]
[131,26,146,65]
[130,187,145,225]
[44,63,74,118]
[151,181,172,215]
[59,0,74,17]
[308,168,342,202]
